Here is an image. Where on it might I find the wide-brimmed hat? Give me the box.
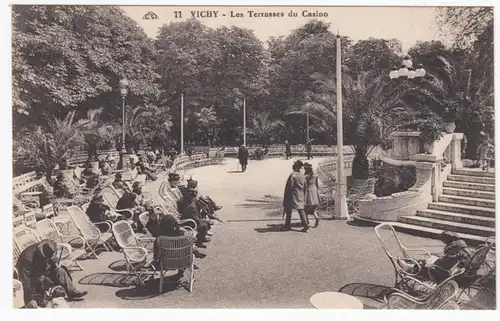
[37,240,58,260]
[168,172,180,181]
[187,179,198,190]
[303,162,313,168]
[293,160,304,168]
[132,181,142,189]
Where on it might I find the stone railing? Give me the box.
[357,132,463,221]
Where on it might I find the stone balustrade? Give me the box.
[357,131,464,222]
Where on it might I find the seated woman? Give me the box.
[153,215,206,281]
[52,173,74,199]
[112,172,129,192]
[420,231,471,283]
[136,157,158,181]
[86,193,120,231]
[99,159,112,176]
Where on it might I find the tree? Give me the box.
[437,7,493,49]
[74,108,120,161]
[12,5,160,130]
[195,106,219,148]
[247,111,285,144]
[15,111,84,178]
[346,38,402,75]
[291,72,410,179]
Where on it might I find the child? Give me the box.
[477,138,494,171]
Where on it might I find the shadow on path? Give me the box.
[226,170,242,174]
[254,223,306,233]
[237,195,283,216]
[338,282,392,308]
[78,272,146,288]
[115,276,185,301]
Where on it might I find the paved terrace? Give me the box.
[65,157,494,308]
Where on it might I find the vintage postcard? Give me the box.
[9,2,495,312]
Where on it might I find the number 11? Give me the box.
[174,11,182,18]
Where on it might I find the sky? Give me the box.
[121,6,452,52]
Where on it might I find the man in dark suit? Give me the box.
[285,141,292,159]
[237,145,249,172]
[177,187,212,248]
[282,160,309,232]
[16,239,87,307]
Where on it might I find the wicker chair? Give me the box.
[384,277,462,309]
[374,223,434,293]
[35,219,87,271]
[156,234,196,293]
[112,220,155,285]
[66,205,113,258]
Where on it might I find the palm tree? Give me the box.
[404,55,494,158]
[247,111,285,144]
[195,106,219,148]
[16,110,84,178]
[289,71,410,179]
[75,108,120,162]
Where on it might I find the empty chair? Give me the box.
[112,220,155,285]
[66,205,113,258]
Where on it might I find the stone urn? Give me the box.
[444,122,456,134]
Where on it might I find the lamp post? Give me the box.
[334,33,349,220]
[389,55,426,80]
[180,93,184,154]
[118,77,129,169]
[306,113,310,143]
[243,97,247,146]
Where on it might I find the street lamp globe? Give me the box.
[407,67,416,79]
[402,55,413,68]
[415,64,426,78]
[398,64,409,77]
[389,66,400,79]
[119,77,129,97]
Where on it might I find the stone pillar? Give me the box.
[450,133,464,169]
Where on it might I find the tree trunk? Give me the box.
[352,145,370,179]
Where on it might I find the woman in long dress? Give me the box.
[304,163,320,227]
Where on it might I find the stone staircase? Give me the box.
[396,168,496,244]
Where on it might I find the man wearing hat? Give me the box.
[285,140,292,159]
[282,160,309,232]
[177,183,212,248]
[116,181,150,232]
[16,239,88,307]
[86,192,120,231]
[52,172,74,199]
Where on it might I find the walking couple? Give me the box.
[282,160,320,232]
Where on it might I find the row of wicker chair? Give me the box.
[375,223,495,309]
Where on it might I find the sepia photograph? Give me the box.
[8,2,496,311]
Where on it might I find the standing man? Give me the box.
[285,140,292,159]
[306,140,313,160]
[238,145,249,172]
[282,160,309,232]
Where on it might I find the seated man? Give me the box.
[99,159,112,176]
[86,193,120,230]
[177,186,211,248]
[81,161,95,179]
[17,239,87,308]
[420,231,471,283]
[179,177,222,213]
[52,173,74,199]
[112,172,129,192]
[116,181,152,232]
[136,156,158,181]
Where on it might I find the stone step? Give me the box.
[447,174,495,185]
[443,180,495,192]
[417,209,496,228]
[442,187,496,200]
[452,168,495,178]
[438,195,495,209]
[428,202,495,218]
[399,216,495,237]
[389,221,492,246]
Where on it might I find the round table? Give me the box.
[310,292,364,309]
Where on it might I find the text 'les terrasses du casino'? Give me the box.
[173,10,329,19]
